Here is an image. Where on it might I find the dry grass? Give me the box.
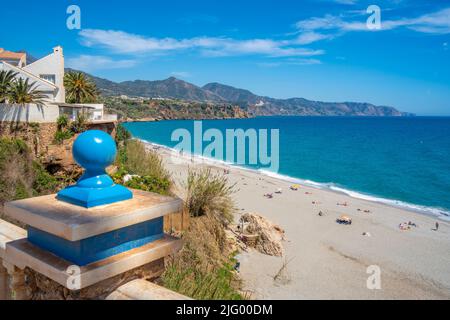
[185,168,236,224]
[273,257,294,286]
[161,168,242,300]
[122,140,171,182]
[162,214,242,300]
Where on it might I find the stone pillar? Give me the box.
[8,268,28,300]
[0,262,7,300]
[2,262,29,300]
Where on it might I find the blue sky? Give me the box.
[1,0,449,115]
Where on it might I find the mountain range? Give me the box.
[66,69,412,117]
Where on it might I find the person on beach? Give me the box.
[435,222,439,231]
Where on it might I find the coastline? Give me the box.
[136,137,450,222]
[139,137,450,299]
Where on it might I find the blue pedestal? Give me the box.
[28,217,164,266]
[57,184,132,208]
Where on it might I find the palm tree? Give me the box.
[0,70,18,103]
[64,71,98,103]
[7,78,47,105]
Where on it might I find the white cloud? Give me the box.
[288,58,322,65]
[294,7,450,42]
[295,31,334,44]
[78,29,324,58]
[66,55,137,72]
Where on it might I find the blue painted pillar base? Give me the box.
[57,184,133,208]
[27,217,164,266]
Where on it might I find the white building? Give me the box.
[0,46,116,123]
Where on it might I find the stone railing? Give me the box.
[101,114,118,121]
[0,216,190,300]
[0,219,27,300]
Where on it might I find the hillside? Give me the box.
[203,83,411,117]
[102,96,248,121]
[67,69,412,117]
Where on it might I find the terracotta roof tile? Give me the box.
[0,49,26,61]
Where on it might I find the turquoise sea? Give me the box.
[124,117,450,221]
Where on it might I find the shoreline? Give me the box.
[137,138,450,222]
[140,137,450,299]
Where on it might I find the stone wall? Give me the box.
[24,258,165,300]
[0,122,57,159]
[0,121,117,173]
[0,264,7,300]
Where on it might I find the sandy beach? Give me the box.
[148,143,450,300]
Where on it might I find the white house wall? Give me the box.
[23,46,65,103]
[0,62,57,103]
[0,103,59,123]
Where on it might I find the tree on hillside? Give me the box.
[7,78,46,105]
[0,70,18,103]
[64,71,98,103]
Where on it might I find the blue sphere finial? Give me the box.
[57,130,133,208]
[73,130,117,172]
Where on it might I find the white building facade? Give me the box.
[0,46,115,123]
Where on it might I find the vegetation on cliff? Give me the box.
[162,168,242,300]
[54,113,89,144]
[0,138,59,224]
[103,96,248,121]
[112,138,172,195]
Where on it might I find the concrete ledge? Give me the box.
[0,219,26,300]
[0,219,26,259]
[5,235,182,289]
[5,189,183,241]
[107,279,192,300]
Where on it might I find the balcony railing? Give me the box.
[90,114,118,123]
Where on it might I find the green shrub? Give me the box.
[113,139,172,195]
[0,138,60,207]
[70,113,88,133]
[32,161,59,195]
[185,168,235,224]
[54,129,73,144]
[124,175,171,195]
[0,138,35,203]
[56,114,69,130]
[115,124,131,145]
